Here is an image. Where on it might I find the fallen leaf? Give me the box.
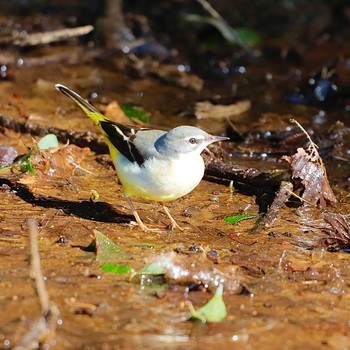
[188,284,227,323]
[137,263,165,276]
[104,100,131,124]
[101,263,133,274]
[94,229,132,263]
[283,120,336,207]
[193,99,251,120]
[224,213,257,224]
[37,134,59,150]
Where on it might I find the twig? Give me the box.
[28,219,50,312]
[290,118,319,153]
[0,25,94,47]
[277,250,287,271]
[13,219,60,350]
[0,114,108,153]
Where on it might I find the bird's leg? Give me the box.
[125,196,159,232]
[161,203,184,231]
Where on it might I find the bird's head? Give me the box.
[155,126,229,157]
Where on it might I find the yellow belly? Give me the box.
[113,153,205,202]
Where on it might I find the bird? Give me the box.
[55,84,229,231]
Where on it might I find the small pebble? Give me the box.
[56,236,69,245]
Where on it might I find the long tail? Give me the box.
[55,84,105,125]
[55,84,142,164]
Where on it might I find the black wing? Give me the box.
[99,120,146,166]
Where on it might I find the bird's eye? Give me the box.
[189,138,197,144]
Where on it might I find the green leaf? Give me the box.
[121,104,150,123]
[235,28,261,46]
[21,154,36,174]
[37,134,59,150]
[188,284,227,323]
[101,263,133,274]
[94,229,132,263]
[137,263,166,276]
[224,213,257,225]
[0,152,36,173]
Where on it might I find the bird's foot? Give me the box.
[166,221,185,231]
[129,220,162,232]
[161,204,185,231]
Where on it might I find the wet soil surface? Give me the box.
[1,2,350,349]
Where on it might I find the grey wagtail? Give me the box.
[55,84,229,231]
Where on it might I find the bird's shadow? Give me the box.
[1,178,131,223]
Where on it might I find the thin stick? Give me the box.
[13,219,60,350]
[28,219,50,313]
[290,118,319,151]
[0,25,94,47]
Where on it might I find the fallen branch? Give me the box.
[13,219,60,350]
[0,114,108,153]
[251,181,293,233]
[0,25,94,47]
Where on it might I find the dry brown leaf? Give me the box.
[323,211,350,244]
[104,100,131,124]
[283,120,336,208]
[193,99,251,120]
[31,143,90,178]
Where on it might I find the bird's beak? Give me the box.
[208,135,230,144]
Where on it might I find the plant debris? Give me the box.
[93,229,132,263]
[0,25,94,47]
[127,55,204,91]
[187,284,227,323]
[30,142,90,178]
[146,250,243,293]
[37,134,59,150]
[224,213,258,225]
[0,145,17,167]
[104,100,136,125]
[13,220,60,350]
[137,263,166,276]
[191,98,251,120]
[252,181,293,233]
[101,263,133,274]
[283,120,336,208]
[323,211,350,246]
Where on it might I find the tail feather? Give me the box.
[55,83,143,164]
[55,84,105,125]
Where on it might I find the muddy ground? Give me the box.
[0,1,350,349]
